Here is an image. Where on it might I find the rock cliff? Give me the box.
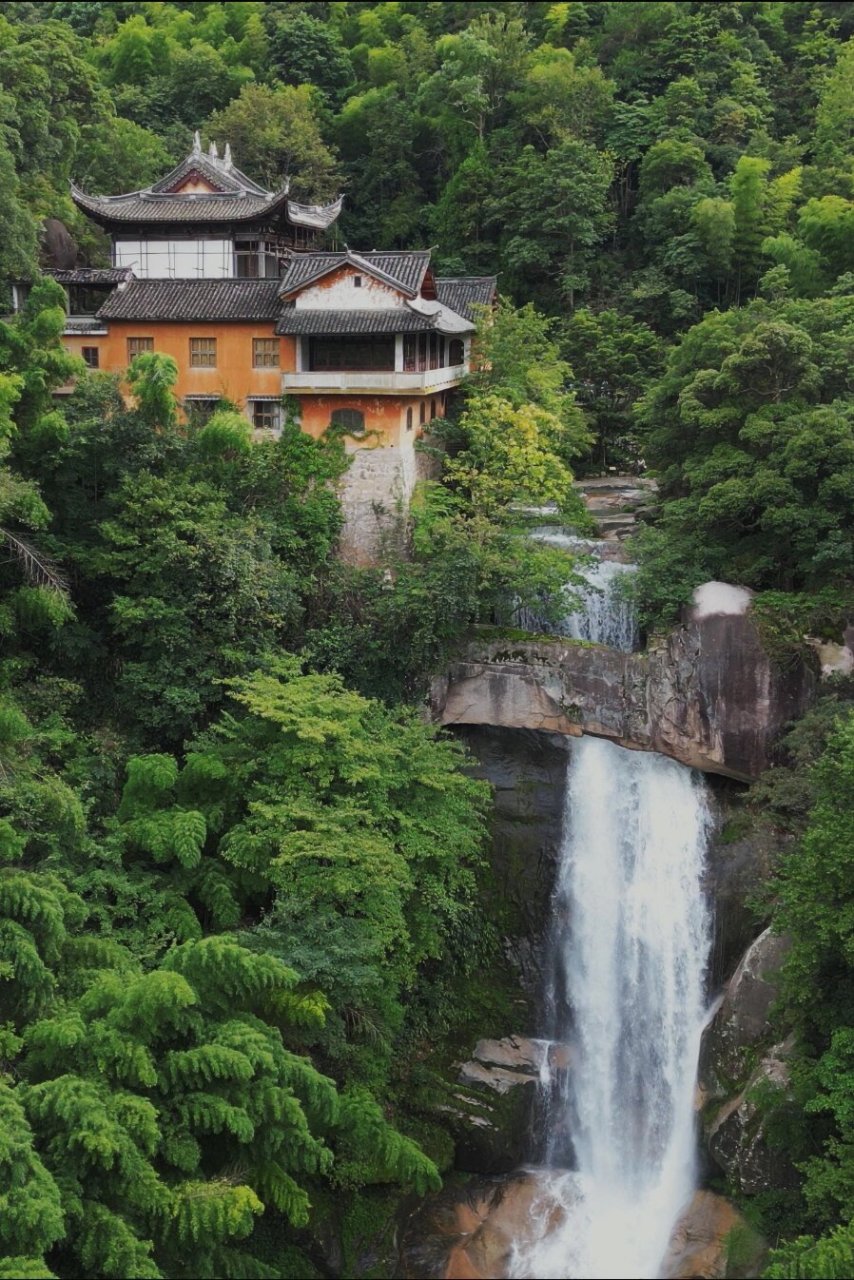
[433,584,816,781]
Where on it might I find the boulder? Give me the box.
[662,1190,765,1279]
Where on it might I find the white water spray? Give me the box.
[511,737,711,1280]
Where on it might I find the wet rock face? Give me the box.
[704,803,785,987]
[701,928,792,1098]
[700,929,799,1197]
[456,726,569,994]
[399,1176,760,1280]
[448,1036,567,1175]
[662,1190,765,1280]
[433,590,817,782]
[706,1038,799,1197]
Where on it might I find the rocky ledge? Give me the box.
[432,583,816,781]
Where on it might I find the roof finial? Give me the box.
[223,142,233,169]
[209,140,218,161]
[192,130,201,155]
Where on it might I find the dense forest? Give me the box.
[1,2,854,1277]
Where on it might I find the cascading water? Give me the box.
[517,529,639,652]
[510,737,712,1280]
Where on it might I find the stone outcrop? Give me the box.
[432,586,816,781]
[447,1036,565,1174]
[701,929,792,1099]
[706,1038,798,1197]
[700,929,799,1197]
[662,1190,765,1279]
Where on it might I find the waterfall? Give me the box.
[517,530,639,652]
[511,737,711,1280]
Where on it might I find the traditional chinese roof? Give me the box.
[279,250,432,298]
[435,276,497,321]
[47,267,135,286]
[276,299,474,337]
[97,279,284,322]
[275,308,437,336]
[72,135,343,232]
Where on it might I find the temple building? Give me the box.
[54,137,496,561]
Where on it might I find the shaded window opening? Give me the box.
[82,346,99,369]
[330,407,366,436]
[449,338,465,365]
[309,337,394,372]
[250,400,282,431]
[405,406,413,431]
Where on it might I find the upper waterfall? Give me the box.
[517,530,639,653]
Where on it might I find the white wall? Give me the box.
[114,239,232,278]
[294,269,406,310]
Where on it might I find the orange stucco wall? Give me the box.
[62,325,449,442]
[298,393,446,448]
[63,322,294,409]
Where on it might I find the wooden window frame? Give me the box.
[252,338,280,369]
[127,336,154,361]
[189,336,217,368]
[82,346,100,369]
[250,400,282,431]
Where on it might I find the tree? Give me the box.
[266,9,355,103]
[207,83,340,200]
[489,139,614,306]
[74,117,173,195]
[561,308,664,470]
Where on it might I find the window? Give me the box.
[250,400,282,431]
[253,338,280,368]
[429,332,439,369]
[330,407,366,436]
[189,337,216,368]
[405,406,413,431]
[82,346,100,369]
[184,396,220,422]
[235,239,281,279]
[419,401,426,426]
[353,275,362,288]
[309,337,394,372]
[430,398,437,420]
[449,338,465,366]
[127,336,153,360]
[403,334,417,372]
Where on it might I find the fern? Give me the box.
[253,1161,310,1227]
[164,1181,262,1247]
[162,1044,254,1091]
[77,1201,161,1279]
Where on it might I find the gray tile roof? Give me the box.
[275,308,436,336]
[71,184,292,227]
[71,140,343,232]
[435,276,497,321]
[279,250,431,297]
[97,279,284,322]
[288,196,345,230]
[63,316,109,334]
[48,267,134,286]
[150,151,269,197]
